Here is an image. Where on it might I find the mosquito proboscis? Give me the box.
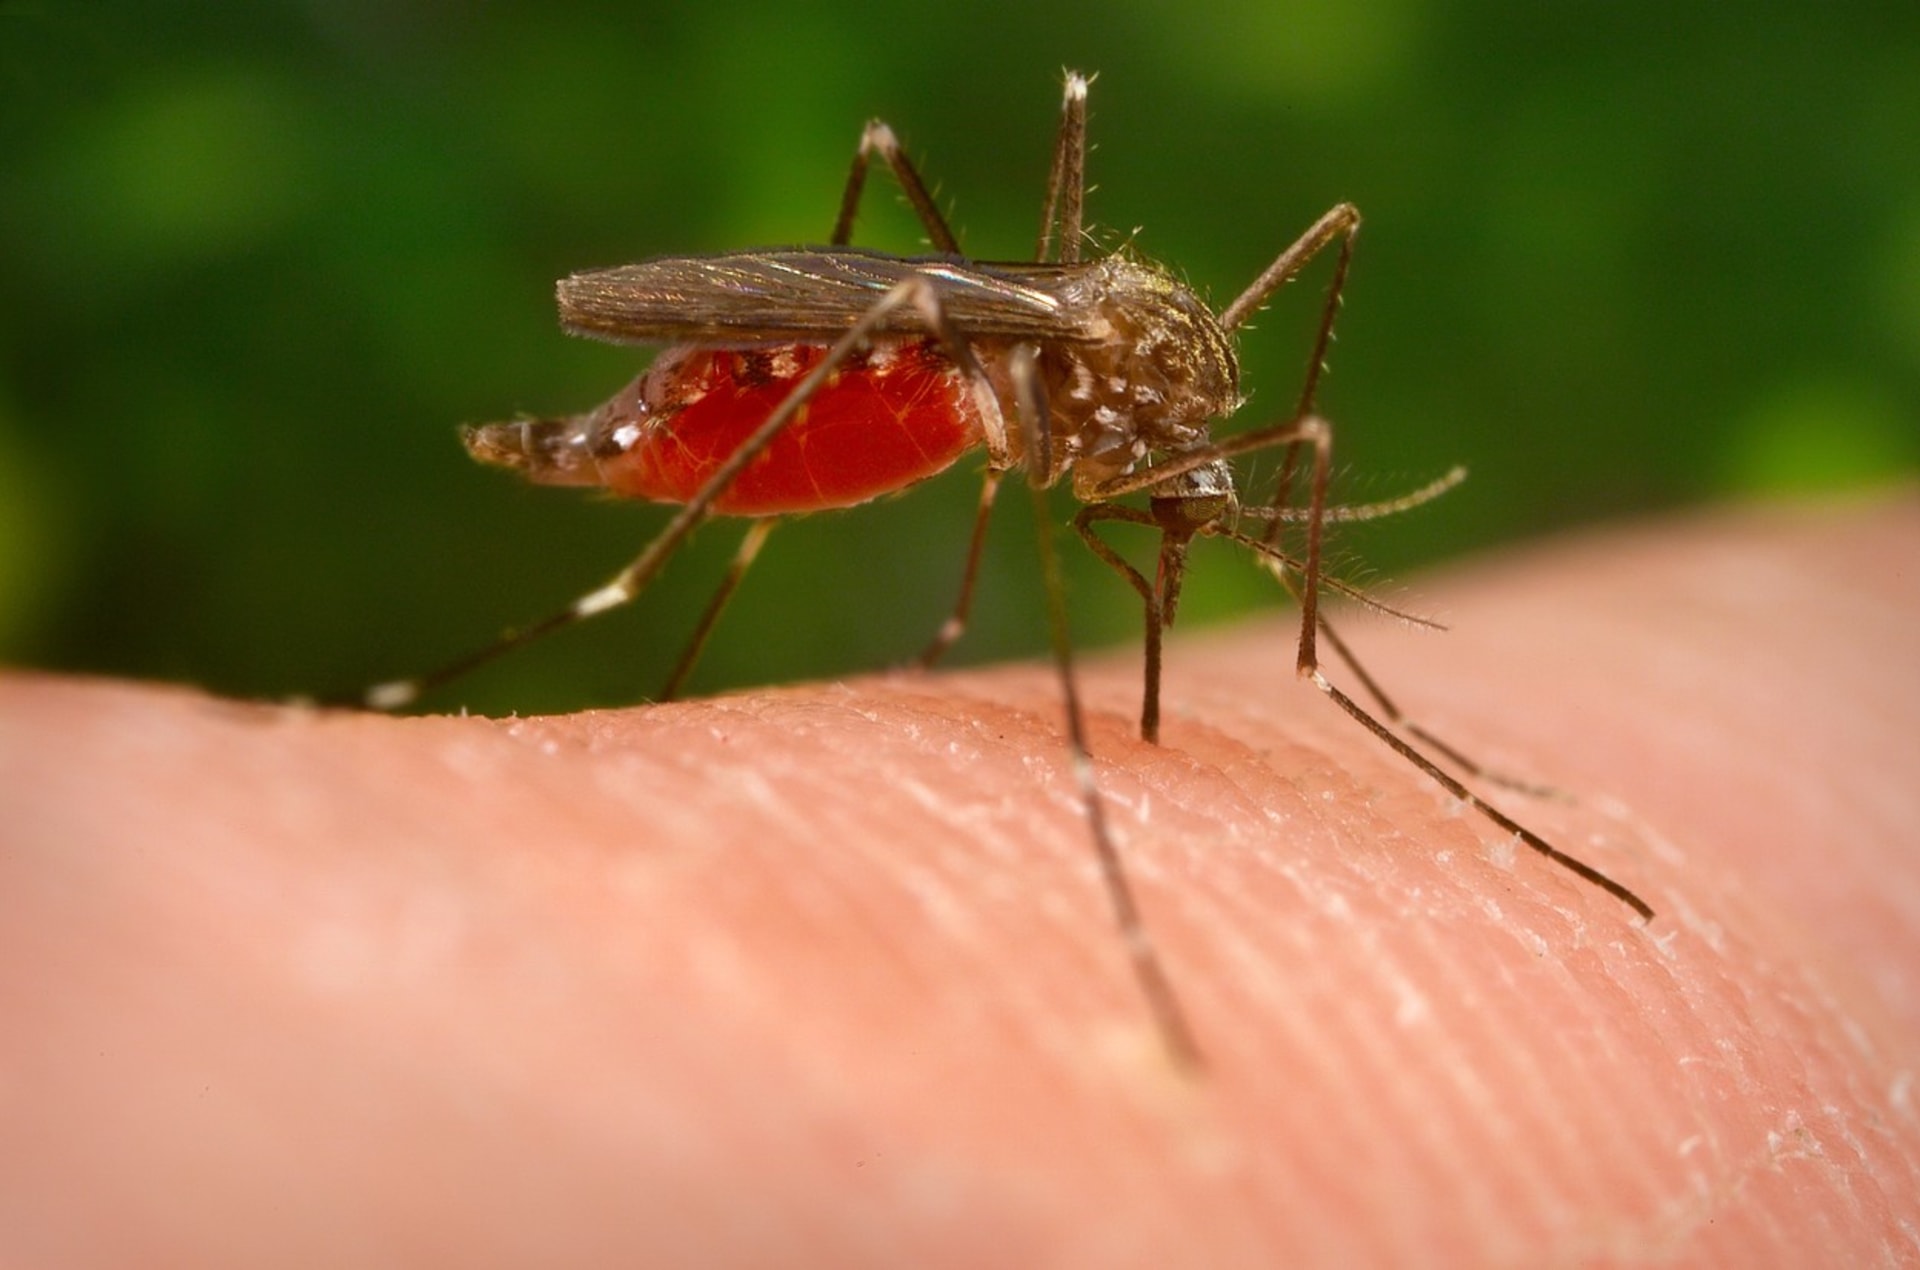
[360,73,1653,1070]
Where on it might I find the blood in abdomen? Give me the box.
[597,340,984,515]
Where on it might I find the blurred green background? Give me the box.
[2,1,1915,714]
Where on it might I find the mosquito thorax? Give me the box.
[1029,255,1241,494]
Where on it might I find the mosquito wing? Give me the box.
[557,249,1100,346]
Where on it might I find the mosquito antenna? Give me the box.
[1243,466,1467,525]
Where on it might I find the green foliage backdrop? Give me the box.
[3,2,1915,712]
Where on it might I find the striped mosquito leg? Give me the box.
[658,519,778,702]
[832,119,960,251]
[1311,608,1561,799]
[1034,71,1090,264]
[1008,344,1202,1071]
[1070,502,1173,744]
[362,279,951,712]
[1309,667,1655,921]
[1225,520,1651,918]
[1283,413,1334,679]
[916,469,1004,668]
[1215,201,1359,566]
[1262,410,1648,914]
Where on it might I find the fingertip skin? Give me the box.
[1,495,1916,1265]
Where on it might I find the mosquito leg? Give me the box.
[903,74,1096,669]
[883,276,1198,1060]
[1213,201,1360,569]
[904,77,1097,674]
[831,118,961,251]
[1213,512,1647,914]
[558,178,955,701]
[1035,71,1091,264]
[657,519,778,702]
[1313,667,1653,919]
[915,469,1004,668]
[1072,503,1166,741]
[1071,502,1209,747]
[895,292,1200,1060]
[1288,415,1336,678]
[1218,201,1361,399]
[1010,348,1200,1069]
[1084,411,1331,672]
[1267,212,1356,571]
[1311,600,1560,799]
[1082,493,1460,748]
[844,268,1030,674]
[362,279,953,711]
[1084,414,1336,502]
[1195,512,1647,913]
[831,95,1033,672]
[1079,412,1331,737]
[1246,546,1567,797]
[1217,211,1641,902]
[874,72,1094,671]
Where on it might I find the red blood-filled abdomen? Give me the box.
[597,340,986,515]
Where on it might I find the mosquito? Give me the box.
[362,72,1652,1069]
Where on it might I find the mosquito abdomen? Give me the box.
[468,340,987,516]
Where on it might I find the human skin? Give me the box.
[3,495,1917,1266]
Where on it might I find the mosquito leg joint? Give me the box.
[363,679,420,711]
[573,579,635,619]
